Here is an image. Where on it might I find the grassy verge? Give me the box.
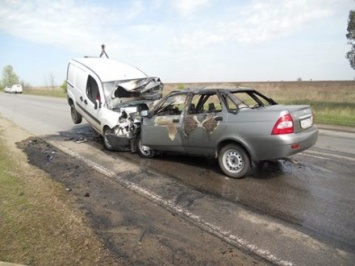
[0,135,116,265]
[280,100,355,127]
[23,87,66,98]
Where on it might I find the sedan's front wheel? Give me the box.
[218,144,250,178]
[137,133,155,158]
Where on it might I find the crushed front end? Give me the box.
[102,77,163,151]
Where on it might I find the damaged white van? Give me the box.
[66,57,163,151]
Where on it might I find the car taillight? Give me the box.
[271,113,294,135]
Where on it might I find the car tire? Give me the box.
[103,127,114,151]
[137,133,155,158]
[70,103,82,124]
[218,144,250,178]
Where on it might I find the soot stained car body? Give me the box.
[66,57,163,151]
[138,88,318,178]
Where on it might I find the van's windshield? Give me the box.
[103,77,163,110]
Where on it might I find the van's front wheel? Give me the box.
[103,127,114,151]
[70,103,82,124]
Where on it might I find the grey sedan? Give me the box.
[138,88,318,178]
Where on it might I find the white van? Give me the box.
[66,57,163,151]
[11,84,23,94]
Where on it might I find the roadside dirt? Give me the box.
[2,116,267,265]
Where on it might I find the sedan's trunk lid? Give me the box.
[270,105,314,133]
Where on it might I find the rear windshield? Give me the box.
[229,90,276,109]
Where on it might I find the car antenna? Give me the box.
[100,44,109,58]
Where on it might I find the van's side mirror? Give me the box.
[140,110,149,117]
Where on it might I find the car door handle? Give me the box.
[80,96,83,102]
[84,99,88,105]
[215,116,223,121]
[172,118,180,123]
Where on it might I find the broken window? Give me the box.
[221,94,238,112]
[189,93,222,114]
[86,76,100,104]
[231,91,275,109]
[155,94,187,116]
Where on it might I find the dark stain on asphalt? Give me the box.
[17,136,268,266]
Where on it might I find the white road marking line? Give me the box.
[302,150,355,162]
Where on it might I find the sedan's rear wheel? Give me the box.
[218,144,250,178]
[137,133,155,158]
[70,103,82,124]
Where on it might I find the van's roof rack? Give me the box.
[100,44,109,58]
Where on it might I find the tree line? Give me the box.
[0,65,62,91]
[0,65,21,89]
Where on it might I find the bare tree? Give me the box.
[48,72,56,89]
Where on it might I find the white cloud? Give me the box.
[174,29,224,46]
[166,0,344,54]
[0,0,353,84]
[225,0,339,44]
[0,0,346,55]
[0,0,145,55]
[172,0,210,15]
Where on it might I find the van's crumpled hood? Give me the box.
[113,77,163,100]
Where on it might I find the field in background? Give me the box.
[165,81,355,127]
[24,81,355,127]
[23,86,66,98]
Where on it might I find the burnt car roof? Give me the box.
[170,87,256,95]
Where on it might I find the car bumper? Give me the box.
[105,134,132,151]
[249,126,318,161]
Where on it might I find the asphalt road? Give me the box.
[1,92,355,265]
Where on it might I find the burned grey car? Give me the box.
[67,57,163,151]
[137,88,318,178]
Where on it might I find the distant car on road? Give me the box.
[11,84,23,94]
[138,88,318,178]
[4,84,23,94]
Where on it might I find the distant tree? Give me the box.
[297,77,302,82]
[346,10,355,69]
[48,72,56,89]
[1,65,20,88]
[60,80,67,93]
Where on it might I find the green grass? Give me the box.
[280,100,355,127]
[0,136,114,265]
[23,87,66,98]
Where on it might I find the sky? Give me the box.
[0,0,354,86]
